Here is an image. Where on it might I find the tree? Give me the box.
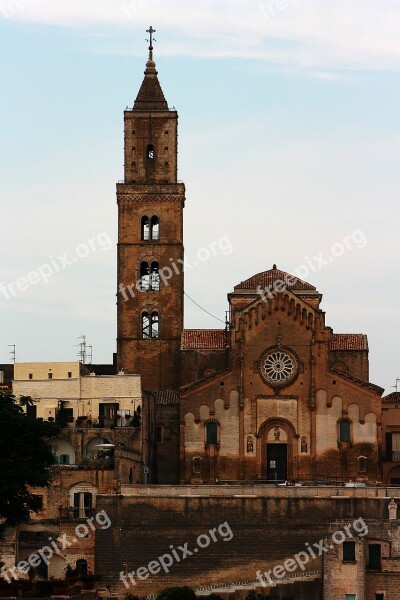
[0,392,60,533]
[156,587,196,600]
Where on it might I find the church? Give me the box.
[116,30,383,486]
[5,31,400,600]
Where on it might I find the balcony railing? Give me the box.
[60,508,94,521]
[392,451,400,462]
[64,417,138,429]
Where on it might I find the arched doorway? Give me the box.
[76,559,88,577]
[257,419,296,481]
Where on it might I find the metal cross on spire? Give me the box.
[146,26,156,61]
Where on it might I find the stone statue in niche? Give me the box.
[247,436,254,453]
[274,427,280,440]
[301,437,307,453]
[192,456,202,475]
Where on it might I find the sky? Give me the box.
[0,0,399,392]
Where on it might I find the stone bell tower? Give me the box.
[117,27,185,390]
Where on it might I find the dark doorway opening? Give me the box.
[267,443,287,481]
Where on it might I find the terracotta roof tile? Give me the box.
[182,329,226,350]
[234,267,316,292]
[330,334,368,351]
[149,390,179,405]
[382,392,400,403]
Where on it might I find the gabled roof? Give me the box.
[330,334,368,351]
[181,329,226,350]
[234,265,316,292]
[330,369,383,394]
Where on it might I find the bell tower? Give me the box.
[117,28,185,390]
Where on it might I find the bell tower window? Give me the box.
[140,262,150,290]
[147,144,154,159]
[142,311,159,339]
[151,216,159,240]
[140,261,159,291]
[141,216,150,241]
[151,262,160,291]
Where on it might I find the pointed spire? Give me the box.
[133,26,168,111]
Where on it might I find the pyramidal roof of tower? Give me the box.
[133,51,168,111]
[234,265,317,292]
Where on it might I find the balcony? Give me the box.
[383,451,400,462]
[59,507,94,521]
[64,415,140,429]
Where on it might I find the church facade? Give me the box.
[116,41,383,486]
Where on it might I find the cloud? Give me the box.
[1,0,400,71]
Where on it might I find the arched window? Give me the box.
[339,419,351,443]
[141,216,150,241]
[142,311,159,339]
[73,491,92,519]
[150,261,160,291]
[147,144,154,160]
[142,312,150,339]
[206,421,218,446]
[76,559,87,577]
[140,262,150,290]
[151,312,159,338]
[151,216,159,240]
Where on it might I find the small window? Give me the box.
[368,544,381,570]
[142,311,159,339]
[68,372,72,378]
[140,261,150,290]
[48,373,53,380]
[151,216,159,240]
[151,262,160,291]
[151,312,159,338]
[206,421,218,446]
[375,594,384,600]
[57,454,70,465]
[345,596,356,600]
[147,144,154,159]
[339,419,351,442]
[141,216,150,241]
[29,373,33,380]
[33,494,43,510]
[73,492,92,519]
[343,541,356,562]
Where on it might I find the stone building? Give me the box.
[381,392,400,484]
[180,270,383,484]
[3,32,399,600]
[114,41,384,486]
[2,362,155,581]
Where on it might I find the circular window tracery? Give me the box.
[263,351,295,382]
[259,346,299,388]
